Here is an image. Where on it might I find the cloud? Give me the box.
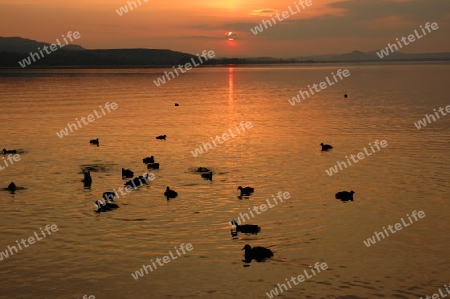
[188,22,258,32]
[328,0,450,21]
[182,35,224,40]
[193,0,450,41]
[250,8,277,16]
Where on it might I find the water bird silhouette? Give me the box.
[320,143,333,151]
[2,181,25,193]
[122,168,134,178]
[238,186,254,197]
[156,135,166,140]
[94,200,118,213]
[164,186,178,200]
[242,244,273,262]
[335,190,355,201]
[105,201,119,209]
[147,163,160,170]
[94,201,107,213]
[175,103,179,106]
[7,181,17,192]
[90,138,99,146]
[82,170,92,188]
[230,219,260,234]
[142,156,154,164]
[201,172,213,180]
[2,148,17,154]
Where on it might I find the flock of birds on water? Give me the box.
[2,124,355,263]
[234,143,354,262]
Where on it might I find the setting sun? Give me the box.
[226,31,237,41]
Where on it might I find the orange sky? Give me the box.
[0,0,449,57]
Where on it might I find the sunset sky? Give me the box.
[1,0,449,58]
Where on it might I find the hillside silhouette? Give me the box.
[1,37,450,68]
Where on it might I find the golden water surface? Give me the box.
[0,63,449,299]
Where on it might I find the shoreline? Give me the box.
[0,60,449,70]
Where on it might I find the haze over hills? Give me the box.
[1,37,450,68]
[0,37,85,52]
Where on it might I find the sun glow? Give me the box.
[207,0,241,9]
[226,31,237,41]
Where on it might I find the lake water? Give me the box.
[0,63,449,299]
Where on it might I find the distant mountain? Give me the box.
[1,37,450,68]
[0,37,196,67]
[0,37,85,52]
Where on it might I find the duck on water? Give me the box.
[82,170,92,188]
[335,190,355,202]
[142,156,154,164]
[164,186,178,200]
[90,138,99,146]
[2,181,24,193]
[242,244,273,262]
[320,143,333,151]
[7,181,17,192]
[122,168,134,179]
[94,200,119,213]
[201,172,213,180]
[238,186,254,197]
[230,219,261,235]
[124,175,149,189]
[147,163,160,170]
[2,148,17,154]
